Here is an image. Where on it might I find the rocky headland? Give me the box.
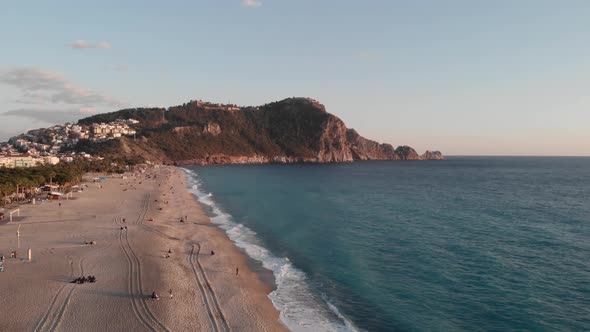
[75,97,443,165]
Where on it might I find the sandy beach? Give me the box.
[0,166,287,332]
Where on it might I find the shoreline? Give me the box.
[170,155,444,166]
[0,166,287,331]
[182,166,363,332]
[181,172,278,292]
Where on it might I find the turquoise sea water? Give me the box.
[184,157,590,331]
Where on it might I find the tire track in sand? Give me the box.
[34,256,84,332]
[135,194,179,241]
[140,223,180,241]
[189,243,230,332]
[118,194,169,332]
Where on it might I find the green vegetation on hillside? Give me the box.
[71,97,428,164]
[76,98,335,162]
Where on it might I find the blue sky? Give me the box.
[1,0,589,155]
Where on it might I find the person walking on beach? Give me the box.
[236,267,239,276]
[169,289,173,299]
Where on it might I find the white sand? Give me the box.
[0,166,287,332]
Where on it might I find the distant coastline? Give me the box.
[439,155,590,158]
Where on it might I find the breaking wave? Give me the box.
[182,168,360,332]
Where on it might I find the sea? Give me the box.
[182,157,590,332]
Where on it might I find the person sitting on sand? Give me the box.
[151,291,160,300]
[211,250,215,255]
[73,276,86,284]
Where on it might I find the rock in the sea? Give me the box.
[395,145,421,160]
[421,150,444,160]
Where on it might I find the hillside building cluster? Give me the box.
[0,119,139,168]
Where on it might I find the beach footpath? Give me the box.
[0,166,287,332]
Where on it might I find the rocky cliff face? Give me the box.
[77,97,443,165]
[346,129,398,160]
[316,116,354,162]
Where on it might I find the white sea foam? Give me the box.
[182,168,360,332]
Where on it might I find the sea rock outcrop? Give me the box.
[395,145,421,160]
[421,150,444,160]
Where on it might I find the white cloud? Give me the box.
[242,0,262,8]
[68,40,112,49]
[1,108,95,124]
[0,67,121,107]
[95,41,112,49]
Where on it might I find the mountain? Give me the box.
[76,97,443,165]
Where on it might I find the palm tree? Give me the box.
[14,178,30,202]
[0,183,15,206]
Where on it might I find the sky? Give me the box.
[1,0,589,156]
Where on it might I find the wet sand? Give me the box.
[0,166,287,331]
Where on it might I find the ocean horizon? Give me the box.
[184,157,590,331]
